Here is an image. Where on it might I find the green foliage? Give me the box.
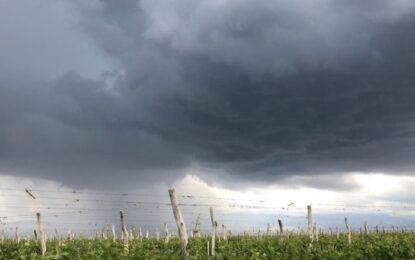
[1,232,415,259]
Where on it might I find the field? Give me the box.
[0,190,413,259]
[1,232,415,259]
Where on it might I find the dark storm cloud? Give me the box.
[1,0,415,188]
[0,72,190,187]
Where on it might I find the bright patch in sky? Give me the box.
[354,173,404,194]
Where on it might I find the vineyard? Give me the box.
[1,231,415,259]
[0,187,414,259]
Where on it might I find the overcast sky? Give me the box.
[1,0,415,234]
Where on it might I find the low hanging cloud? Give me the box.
[1,0,415,188]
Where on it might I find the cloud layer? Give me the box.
[1,0,415,188]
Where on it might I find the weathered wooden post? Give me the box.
[344,217,351,245]
[67,230,73,241]
[307,205,313,240]
[363,221,368,236]
[266,223,272,236]
[164,222,170,244]
[54,227,61,246]
[102,227,107,239]
[15,227,20,243]
[257,228,262,239]
[207,240,210,257]
[209,207,218,257]
[313,223,319,241]
[168,188,188,257]
[120,210,129,250]
[278,219,283,235]
[36,212,47,256]
[54,227,61,258]
[222,224,228,241]
[112,224,116,242]
[193,214,202,238]
[54,228,59,239]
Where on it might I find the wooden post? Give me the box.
[120,210,129,250]
[207,240,210,257]
[266,223,272,236]
[164,222,170,244]
[15,227,20,243]
[112,224,116,242]
[313,223,319,241]
[54,227,61,246]
[67,230,74,240]
[344,217,351,245]
[363,221,368,236]
[307,205,313,240]
[222,224,227,241]
[209,207,215,228]
[36,213,47,256]
[278,219,283,235]
[193,214,201,238]
[54,228,59,239]
[168,188,188,257]
[209,207,217,257]
[102,227,107,239]
[54,227,61,258]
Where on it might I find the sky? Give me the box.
[1,0,415,235]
